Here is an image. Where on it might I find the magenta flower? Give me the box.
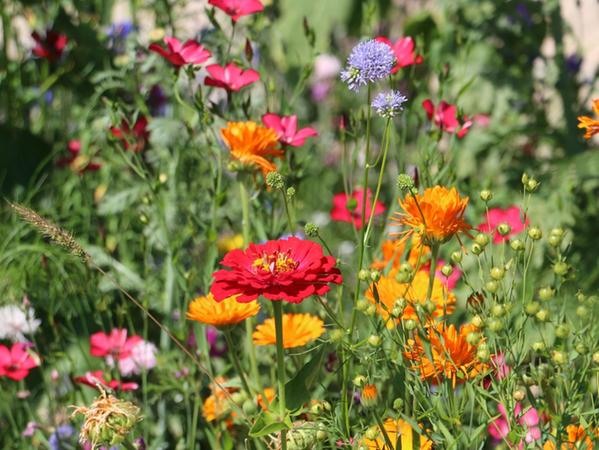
[89,329,143,363]
[0,342,40,381]
[149,37,211,67]
[488,402,541,448]
[262,113,318,147]
[422,99,471,138]
[208,0,264,22]
[75,370,139,392]
[330,188,386,229]
[434,259,462,290]
[31,30,68,62]
[204,63,260,92]
[478,206,529,244]
[375,36,423,73]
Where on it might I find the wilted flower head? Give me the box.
[0,304,41,342]
[371,90,408,118]
[340,39,395,92]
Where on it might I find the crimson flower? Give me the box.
[149,37,211,67]
[31,30,68,62]
[208,0,264,22]
[110,116,150,152]
[211,237,342,304]
[56,139,101,173]
[204,63,260,92]
[375,36,423,73]
[0,342,40,381]
[422,99,471,138]
[90,329,143,362]
[74,370,139,392]
[330,188,385,229]
[262,113,318,147]
[478,206,528,244]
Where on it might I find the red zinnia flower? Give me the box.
[422,99,471,138]
[89,329,143,362]
[478,206,528,244]
[211,237,342,304]
[31,30,68,62]
[376,36,423,73]
[75,370,139,392]
[262,113,318,147]
[56,139,102,173]
[204,63,260,92]
[149,37,211,67]
[0,342,40,381]
[110,116,150,152]
[208,0,264,22]
[330,188,385,229]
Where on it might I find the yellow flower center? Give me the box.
[252,251,298,275]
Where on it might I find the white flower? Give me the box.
[118,340,158,376]
[0,305,41,342]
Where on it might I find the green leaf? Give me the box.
[285,346,326,411]
[249,410,290,438]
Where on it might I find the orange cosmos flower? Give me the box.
[366,271,455,327]
[186,293,260,328]
[543,424,598,449]
[362,418,433,450]
[392,186,470,245]
[221,121,283,178]
[578,99,599,140]
[371,236,430,273]
[404,323,488,387]
[252,313,324,349]
[361,384,378,407]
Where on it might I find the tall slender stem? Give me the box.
[273,301,288,450]
[239,180,251,245]
[223,328,252,396]
[426,244,439,305]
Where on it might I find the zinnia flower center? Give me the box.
[252,251,298,275]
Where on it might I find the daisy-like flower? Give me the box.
[361,418,433,449]
[208,0,264,22]
[149,37,211,67]
[330,188,386,229]
[371,90,408,118]
[220,121,282,179]
[211,237,342,304]
[404,323,488,387]
[186,293,260,328]
[365,271,455,327]
[577,99,599,139]
[89,329,143,363]
[0,342,40,381]
[0,304,41,342]
[204,63,260,92]
[118,341,158,376]
[478,205,528,244]
[422,99,472,138]
[252,313,324,348]
[75,370,139,392]
[340,39,395,92]
[261,113,318,147]
[375,36,423,73]
[371,236,429,272]
[31,29,68,62]
[543,425,597,449]
[392,186,471,246]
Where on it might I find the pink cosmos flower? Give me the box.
[204,63,260,91]
[488,402,541,448]
[0,342,40,381]
[208,0,264,22]
[149,37,211,67]
[21,421,39,437]
[110,116,150,152]
[56,139,102,173]
[330,188,386,229]
[89,329,143,362]
[31,30,68,62]
[262,113,318,147]
[375,36,423,73]
[75,370,139,392]
[478,206,529,244]
[118,341,158,376]
[422,99,471,138]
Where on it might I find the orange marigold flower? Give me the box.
[404,322,488,387]
[366,271,455,327]
[543,424,598,449]
[187,292,260,327]
[362,418,433,449]
[252,313,324,349]
[392,186,470,245]
[371,236,430,273]
[221,121,283,178]
[577,99,599,140]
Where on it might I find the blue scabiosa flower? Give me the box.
[371,90,408,118]
[340,40,395,92]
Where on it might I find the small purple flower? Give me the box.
[371,90,408,118]
[148,85,168,117]
[340,40,395,92]
[48,425,75,450]
[566,54,582,74]
[206,326,227,357]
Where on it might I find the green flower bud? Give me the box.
[365,305,376,316]
[575,343,588,355]
[525,301,541,315]
[392,398,404,411]
[441,264,453,277]
[521,173,530,185]
[548,235,562,248]
[367,335,382,347]
[475,233,490,247]
[477,347,490,362]
[450,251,463,264]
[535,309,550,322]
[356,298,369,311]
[346,198,358,211]
[497,223,511,236]
[551,227,565,238]
[353,375,367,387]
[513,387,526,402]
[490,267,505,281]
[480,190,493,202]
[466,332,481,345]
[370,270,381,282]
[266,172,285,190]
[329,328,346,343]
[576,291,586,302]
[551,350,567,365]
[576,305,589,318]
[528,227,542,240]
[364,426,379,440]
[555,324,570,339]
[491,304,505,317]
[553,261,569,276]
[304,223,319,237]
[286,187,296,199]
[358,269,370,281]
[403,319,417,331]
[538,287,555,302]
[526,178,540,193]
[510,239,525,252]
[471,243,483,255]
[397,174,415,193]
[532,341,546,352]
[592,352,599,364]
[485,280,499,294]
[316,430,327,442]
[487,318,504,332]
[242,399,257,415]
[472,315,485,329]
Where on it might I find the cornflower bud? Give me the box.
[358,269,370,281]
[304,223,319,237]
[451,251,463,264]
[497,223,511,236]
[471,243,483,256]
[286,187,296,199]
[397,174,415,193]
[480,190,493,202]
[370,270,381,282]
[490,267,505,281]
[511,239,525,252]
[475,233,490,247]
[266,172,285,190]
[528,227,542,240]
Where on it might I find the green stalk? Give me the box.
[426,244,440,305]
[223,328,253,397]
[273,301,288,450]
[239,180,251,245]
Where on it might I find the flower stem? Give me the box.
[223,328,253,397]
[426,244,440,305]
[280,188,295,235]
[273,301,288,450]
[239,180,251,245]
